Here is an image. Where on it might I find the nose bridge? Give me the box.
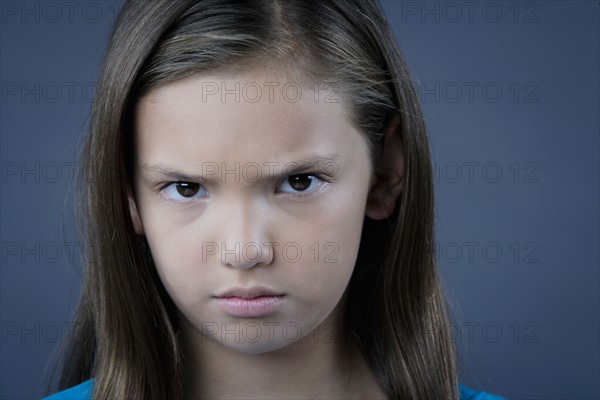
[227,197,260,244]
[217,195,271,269]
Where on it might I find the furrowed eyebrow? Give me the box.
[272,155,340,179]
[140,154,340,184]
[140,164,205,183]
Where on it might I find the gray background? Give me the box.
[1,1,598,399]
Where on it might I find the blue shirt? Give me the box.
[43,379,506,399]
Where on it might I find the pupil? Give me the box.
[176,182,199,197]
[289,175,312,191]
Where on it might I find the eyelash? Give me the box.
[158,171,332,205]
[275,172,331,198]
[158,181,208,205]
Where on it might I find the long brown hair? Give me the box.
[54,0,458,398]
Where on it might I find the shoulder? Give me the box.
[44,379,504,400]
[459,383,507,400]
[42,379,93,400]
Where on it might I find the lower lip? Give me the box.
[214,295,286,317]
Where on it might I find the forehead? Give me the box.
[134,70,360,165]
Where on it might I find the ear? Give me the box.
[128,188,144,235]
[365,114,405,220]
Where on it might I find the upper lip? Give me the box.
[213,286,285,299]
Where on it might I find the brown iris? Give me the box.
[176,182,200,197]
[288,175,313,191]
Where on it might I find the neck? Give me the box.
[178,300,385,399]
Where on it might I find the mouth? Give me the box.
[213,286,286,317]
[214,286,285,299]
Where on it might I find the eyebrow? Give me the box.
[140,154,340,184]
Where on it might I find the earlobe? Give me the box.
[128,190,144,235]
[365,114,404,220]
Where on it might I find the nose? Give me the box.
[218,198,273,270]
[221,240,273,270]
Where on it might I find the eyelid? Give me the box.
[276,171,331,198]
[157,180,206,191]
[158,181,208,205]
[283,168,333,182]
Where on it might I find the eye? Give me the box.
[161,181,208,203]
[277,173,326,196]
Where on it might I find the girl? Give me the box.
[45,0,505,399]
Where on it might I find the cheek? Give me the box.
[281,178,371,313]
[138,205,217,309]
[299,164,371,272]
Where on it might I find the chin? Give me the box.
[215,336,297,355]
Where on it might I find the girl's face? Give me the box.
[131,70,374,354]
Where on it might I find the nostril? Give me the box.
[219,241,273,269]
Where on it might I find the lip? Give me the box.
[214,286,284,299]
[213,287,286,317]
